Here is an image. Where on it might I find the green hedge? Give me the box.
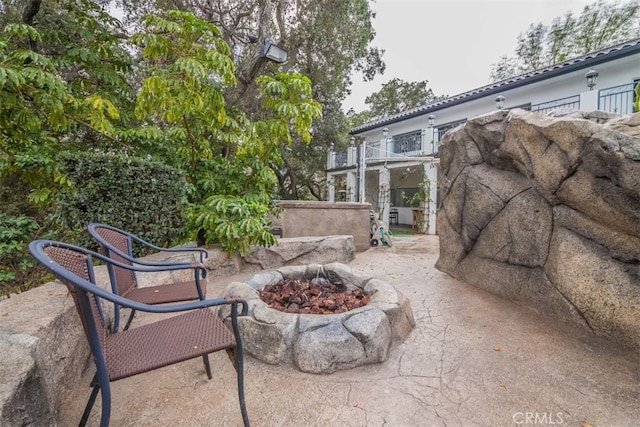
[55,152,189,255]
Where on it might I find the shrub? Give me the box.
[0,214,50,298]
[55,151,189,255]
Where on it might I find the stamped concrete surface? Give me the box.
[57,235,639,427]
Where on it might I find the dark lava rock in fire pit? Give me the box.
[259,278,369,314]
[219,262,415,374]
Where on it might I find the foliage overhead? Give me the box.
[130,10,321,254]
[490,0,640,81]
[115,0,386,201]
[0,1,326,295]
[364,78,441,118]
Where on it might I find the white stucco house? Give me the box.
[326,37,640,234]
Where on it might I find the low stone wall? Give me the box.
[273,201,371,252]
[0,235,355,426]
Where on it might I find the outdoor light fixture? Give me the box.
[259,38,288,63]
[495,95,505,109]
[382,127,389,138]
[585,69,599,91]
[349,136,355,145]
[427,114,435,128]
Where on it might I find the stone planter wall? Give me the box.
[273,201,372,252]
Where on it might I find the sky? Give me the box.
[343,0,596,112]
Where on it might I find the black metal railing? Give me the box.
[598,83,636,115]
[392,130,422,155]
[531,95,580,114]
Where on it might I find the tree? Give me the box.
[130,10,321,253]
[0,3,324,295]
[1,0,135,295]
[364,78,442,119]
[490,0,640,81]
[115,0,385,200]
[1,0,134,217]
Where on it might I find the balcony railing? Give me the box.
[531,95,580,113]
[365,142,381,162]
[328,84,639,171]
[392,130,423,156]
[598,83,636,115]
[334,152,347,167]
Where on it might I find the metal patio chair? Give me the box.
[389,208,399,225]
[29,240,250,427]
[85,223,209,331]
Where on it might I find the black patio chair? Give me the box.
[389,208,399,225]
[29,240,250,427]
[85,223,209,331]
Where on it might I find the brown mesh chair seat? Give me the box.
[105,308,234,381]
[29,240,250,427]
[123,280,203,306]
[86,223,209,331]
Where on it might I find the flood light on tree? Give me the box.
[259,38,288,63]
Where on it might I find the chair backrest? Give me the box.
[29,241,109,351]
[89,225,138,296]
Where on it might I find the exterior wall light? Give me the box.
[495,95,505,109]
[585,69,599,91]
[382,127,389,138]
[427,114,435,128]
[259,38,288,63]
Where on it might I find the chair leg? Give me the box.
[79,383,100,427]
[202,354,212,379]
[123,309,137,331]
[236,347,249,427]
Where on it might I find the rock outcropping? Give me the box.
[436,110,640,349]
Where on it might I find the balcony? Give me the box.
[327,83,638,171]
[531,95,580,114]
[599,82,637,115]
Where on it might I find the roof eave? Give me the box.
[350,40,640,135]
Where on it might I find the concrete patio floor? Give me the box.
[58,235,639,427]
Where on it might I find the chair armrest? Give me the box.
[129,234,208,262]
[88,276,246,314]
[115,294,248,315]
[30,240,221,309]
[86,223,209,264]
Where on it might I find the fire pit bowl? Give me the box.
[219,262,415,374]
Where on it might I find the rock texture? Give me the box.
[436,110,640,350]
[220,263,415,373]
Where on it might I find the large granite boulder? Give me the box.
[436,110,640,349]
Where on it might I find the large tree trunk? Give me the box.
[22,0,42,52]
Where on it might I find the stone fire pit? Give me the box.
[219,262,415,374]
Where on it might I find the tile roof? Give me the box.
[351,37,640,133]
